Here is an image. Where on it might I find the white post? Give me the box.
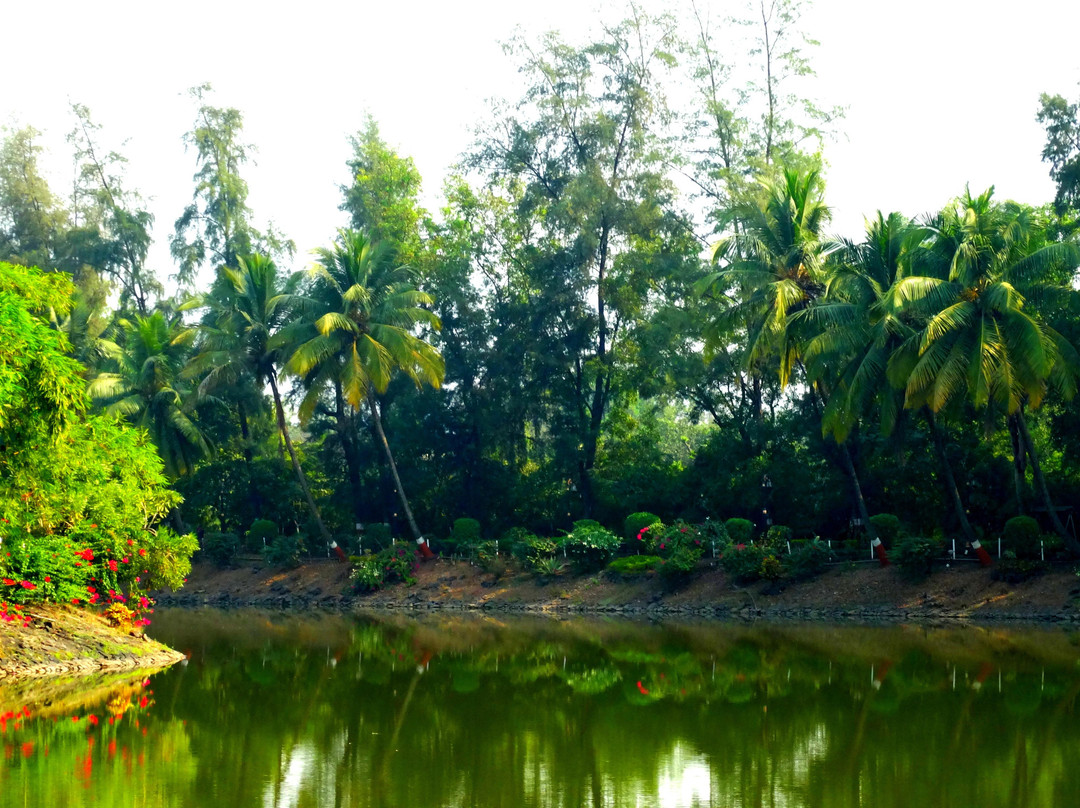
[998,537,1002,558]
[951,539,956,560]
[786,541,792,555]
[1041,539,1045,562]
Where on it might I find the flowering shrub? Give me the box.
[624,512,661,543]
[763,525,793,551]
[350,545,419,592]
[561,524,622,570]
[720,543,768,583]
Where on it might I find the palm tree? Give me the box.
[88,310,209,478]
[284,229,444,542]
[699,167,883,552]
[887,188,1080,550]
[187,253,333,545]
[803,212,982,550]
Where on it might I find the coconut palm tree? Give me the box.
[186,253,333,545]
[283,229,444,542]
[887,188,1080,549]
[699,167,884,553]
[88,310,209,478]
[803,212,982,549]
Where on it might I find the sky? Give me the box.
[4,0,1080,283]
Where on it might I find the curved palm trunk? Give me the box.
[925,411,979,546]
[1015,407,1078,555]
[333,380,364,519]
[367,390,423,542]
[267,372,333,546]
[1008,415,1027,515]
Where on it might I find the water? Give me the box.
[2,609,1079,807]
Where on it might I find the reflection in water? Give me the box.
[1,610,1079,807]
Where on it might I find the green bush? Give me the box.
[443,517,482,555]
[624,512,661,542]
[783,539,834,581]
[991,557,1050,583]
[725,518,754,546]
[201,532,240,568]
[720,543,768,583]
[511,533,558,572]
[262,534,306,569]
[561,524,622,570]
[698,519,730,552]
[607,555,660,577]
[246,519,279,551]
[763,525,792,551]
[1003,516,1041,560]
[893,535,943,579]
[869,514,902,548]
[349,545,419,592]
[658,545,704,581]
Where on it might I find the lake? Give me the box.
[2,609,1079,807]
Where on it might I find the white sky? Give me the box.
[4,0,1080,282]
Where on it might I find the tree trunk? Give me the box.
[1015,406,1077,554]
[367,389,423,542]
[1008,415,1027,515]
[237,401,262,519]
[925,411,976,544]
[334,379,364,520]
[267,372,332,545]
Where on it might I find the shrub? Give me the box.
[624,512,661,542]
[607,555,660,578]
[869,514,902,548]
[511,534,559,572]
[262,534,306,569]
[572,519,602,531]
[991,557,1050,583]
[763,525,792,552]
[784,539,834,580]
[698,518,730,552]
[725,518,754,546]
[561,524,622,570]
[350,545,419,592]
[760,554,783,580]
[658,545,704,581]
[893,535,943,579]
[444,518,482,555]
[246,519,279,551]
[201,532,240,568]
[720,543,768,583]
[645,521,706,578]
[1003,516,1041,560]
[532,555,566,579]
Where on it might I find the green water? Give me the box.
[2,611,1079,807]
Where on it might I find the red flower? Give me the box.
[636,680,650,695]
[659,544,666,550]
[1,579,14,586]
[75,548,94,561]
[43,576,51,583]
[121,557,130,564]
[138,548,147,557]
[108,559,118,572]
[18,581,35,590]
[127,539,134,546]
[89,715,99,726]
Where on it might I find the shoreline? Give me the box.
[150,558,1080,624]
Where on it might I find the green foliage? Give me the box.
[783,539,834,581]
[510,532,558,573]
[869,514,902,548]
[607,555,660,578]
[991,558,1050,584]
[366,523,392,551]
[763,524,793,551]
[262,534,306,569]
[561,524,622,571]
[624,512,661,542]
[201,532,240,567]
[724,518,755,546]
[443,517,482,555]
[349,545,418,592]
[893,536,943,579]
[246,519,280,550]
[720,544,769,583]
[1003,516,1042,560]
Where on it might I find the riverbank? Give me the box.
[155,557,1080,622]
[0,604,184,681]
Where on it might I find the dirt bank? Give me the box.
[0,604,184,681]
[155,557,1080,622]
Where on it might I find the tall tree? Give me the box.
[285,229,444,542]
[888,188,1080,550]
[171,84,292,287]
[1036,92,1080,213]
[0,126,67,269]
[65,103,159,313]
[187,254,334,544]
[470,9,693,515]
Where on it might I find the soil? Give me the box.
[155,556,1080,623]
[0,604,183,681]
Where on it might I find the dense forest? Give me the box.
[4,1,1080,577]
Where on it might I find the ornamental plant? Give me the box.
[349,545,419,592]
[724,518,754,546]
[720,543,768,583]
[624,512,661,543]
[561,524,621,570]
